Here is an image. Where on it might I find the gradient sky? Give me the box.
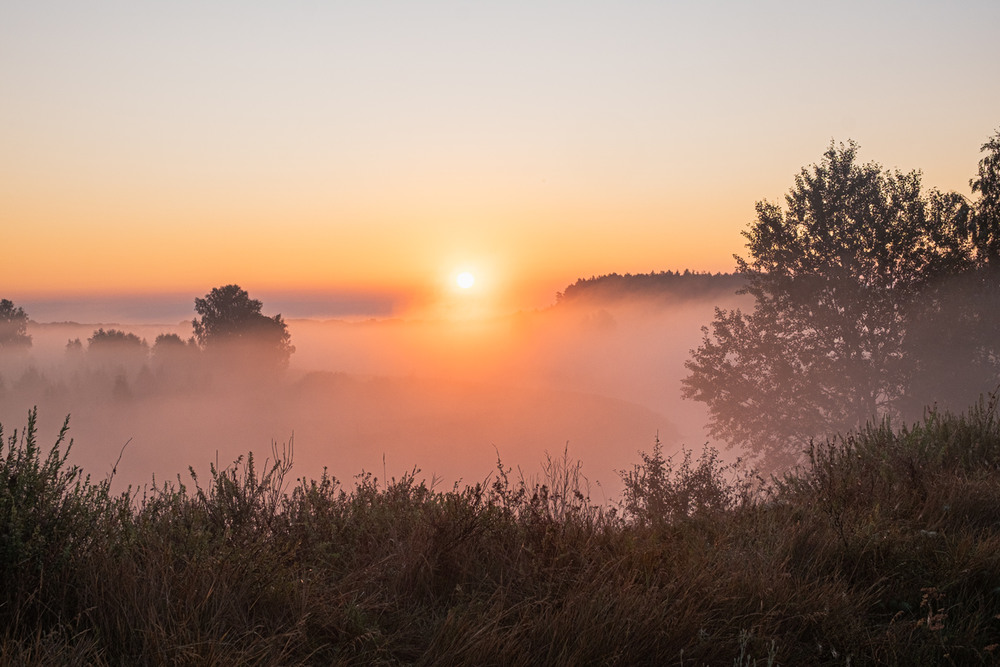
[3,0,999,319]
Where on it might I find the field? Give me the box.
[2,397,1000,665]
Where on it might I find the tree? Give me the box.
[903,131,1000,414]
[968,130,1000,265]
[87,329,149,365]
[87,328,148,352]
[151,333,195,357]
[151,332,198,367]
[152,332,188,349]
[85,329,150,379]
[682,136,1000,468]
[0,299,32,350]
[192,285,294,369]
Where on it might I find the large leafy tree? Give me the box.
[682,135,1000,468]
[0,299,32,350]
[192,285,294,369]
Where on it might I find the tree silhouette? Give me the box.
[903,132,1000,415]
[152,333,188,350]
[682,134,1000,468]
[192,285,294,369]
[87,328,148,352]
[0,299,32,351]
[968,131,1000,264]
[85,329,150,379]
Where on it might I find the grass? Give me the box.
[2,400,1000,665]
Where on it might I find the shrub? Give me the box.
[620,436,760,526]
[0,408,127,628]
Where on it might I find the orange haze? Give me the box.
[0,286,750,501]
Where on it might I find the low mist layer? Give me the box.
[0,283,748,500]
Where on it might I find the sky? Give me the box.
[3,0,999,321]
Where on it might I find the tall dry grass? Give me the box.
[2,398,1000,664]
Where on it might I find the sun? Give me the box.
[456,272,475,289]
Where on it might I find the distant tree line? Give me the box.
[556,270,745,304]
[2,285,294,382]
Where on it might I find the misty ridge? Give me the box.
[0,275,749,499]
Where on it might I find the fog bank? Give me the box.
[0,289,749,500]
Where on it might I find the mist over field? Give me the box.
[0,282,750,499]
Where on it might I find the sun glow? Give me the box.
[456,272,475,289]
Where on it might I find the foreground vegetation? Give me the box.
[2,402,1000,665]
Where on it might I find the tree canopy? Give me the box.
[87,328,148,351]
[682,132,1000,468]
[0,299,32,351]
[192,285,294,369]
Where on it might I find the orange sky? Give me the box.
[2,1,998,320]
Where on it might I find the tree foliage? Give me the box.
[969,131,1000,264]
[152,333,187,349]
[87,328,148,352]
[683,132,1000,468]
[192,285,294,369]
[0,299,32,350]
